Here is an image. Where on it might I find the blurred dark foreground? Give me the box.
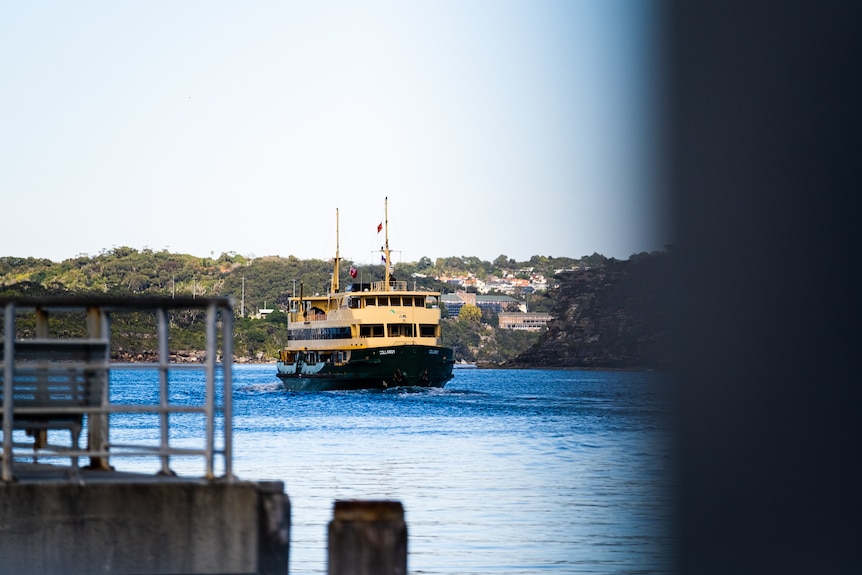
[666,2,861,573]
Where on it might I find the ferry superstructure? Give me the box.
[275,199,454,391]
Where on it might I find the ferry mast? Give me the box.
[332,208,341,293]
[383,197,391,290]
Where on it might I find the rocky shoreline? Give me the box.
[112,349,275,364]
[503,252,671,370]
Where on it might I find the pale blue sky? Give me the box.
[1,0,663,265]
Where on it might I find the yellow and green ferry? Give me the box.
[275,200,454,391]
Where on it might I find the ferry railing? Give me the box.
[288,311,330,323]
[0,296,234,482]
[371,280,407,292]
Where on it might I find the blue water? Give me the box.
[107,364,674,575]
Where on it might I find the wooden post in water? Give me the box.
[328,500,407,575]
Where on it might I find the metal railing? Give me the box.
[370,280,408,292]
[1,296,234,482]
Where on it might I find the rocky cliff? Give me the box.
[504,252,671,369]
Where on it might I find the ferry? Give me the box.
[275,199,455,391]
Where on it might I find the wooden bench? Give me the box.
[1,339,108,474]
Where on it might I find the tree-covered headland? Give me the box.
[0,247,626,363]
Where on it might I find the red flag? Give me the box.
[349,266,357,278]
[377,222,383,233]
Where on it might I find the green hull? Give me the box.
[275,345,454,392]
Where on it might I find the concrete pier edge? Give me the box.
[0,471,290,575]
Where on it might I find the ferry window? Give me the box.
[377,297,389,306]
[414,297,425,307]
[387,323,414,337]
[359,324,385,337]
[419,324,437,337]
[389,296,401,307]
[365,297,376,306]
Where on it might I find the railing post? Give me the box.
[2,303,15,482]
[34,307,48,338]
[157,306,173,475]
[221,305,234,480]
[328,500,407,575]
[85,306,112,470]
[33,308,49,449]
[204,301,217,479]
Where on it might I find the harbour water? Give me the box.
[107,364,674,575]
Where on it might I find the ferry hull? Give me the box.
[275,345,454,392]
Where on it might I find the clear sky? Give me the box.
[1,0,663,266]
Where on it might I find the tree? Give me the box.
[458,304,482,323]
